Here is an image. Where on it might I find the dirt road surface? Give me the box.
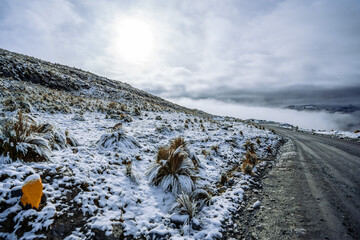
[242,127,360,240]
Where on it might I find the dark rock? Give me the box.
[10,187,22,198]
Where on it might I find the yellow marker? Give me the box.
[20,175,43,209]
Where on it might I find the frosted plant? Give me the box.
[245,151,258,165]
[243,140,255,153]
[0,111,51,162]
[148,146,197,194]
[97,129,141,150]
[173,192,197,224]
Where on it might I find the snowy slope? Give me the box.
[0,49,282,239]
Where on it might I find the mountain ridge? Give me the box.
[0,48,210,118]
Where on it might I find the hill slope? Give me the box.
[0,49,281,239]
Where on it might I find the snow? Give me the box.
[0,108,280,239]
[315,130,360,140]
[24,173,41,183]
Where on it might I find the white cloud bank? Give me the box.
[169,97,359,131]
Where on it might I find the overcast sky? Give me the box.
[1,0,359,106]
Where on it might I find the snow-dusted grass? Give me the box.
[0,109,280,239]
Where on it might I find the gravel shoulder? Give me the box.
[236,127,360,240]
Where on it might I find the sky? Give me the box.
[0,0,360,130]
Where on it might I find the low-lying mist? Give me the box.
[169,97,359,131]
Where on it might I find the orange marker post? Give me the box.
[20,175,43,209]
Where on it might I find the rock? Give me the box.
[20,174,43,209]
[72,114,85,121]
[252,200,261,209]
[228,178,235,186]
[11,187,22,198]
[155,116,162,120]
[293,228,307,235]
[192,218,201,230]
[170,214,188,225]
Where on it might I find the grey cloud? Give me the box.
[0,0,359,107]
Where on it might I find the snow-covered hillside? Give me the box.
[0,49,282,239]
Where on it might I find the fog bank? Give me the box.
[169,97,359,131]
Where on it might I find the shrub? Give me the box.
[0,111,51,162]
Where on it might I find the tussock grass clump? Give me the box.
[156,146,170,162]
[241,161,253,175]
[148,137,200,194]
[173,192,197,223]
[241,151,259,175]
[243,140,255,153]
[0,111,51,162]
[97,129,141,150]
[245,151,258,165]
[172,190,211,231]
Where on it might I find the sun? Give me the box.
[114,18,155,64]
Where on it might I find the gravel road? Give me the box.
[240,127,360,240]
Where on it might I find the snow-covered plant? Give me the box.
[97,129,141,150]
[211,145,219,155]
[0,111,51,162]
[172,189,211,234]
[125,161,139,184]
[167,137,200,167]
[242,161,253,175]
[65,130,79,147]
[156,146,169,162]
[190,188,212,209]
[148,143,197,194]
[243,140,255,153]
[245,151,258,165]
[112,123,123,131]
[173,192,197,223]
[37,123,78,150]
[265,146,272,154]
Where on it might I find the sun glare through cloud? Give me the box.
[113,18,155,64]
